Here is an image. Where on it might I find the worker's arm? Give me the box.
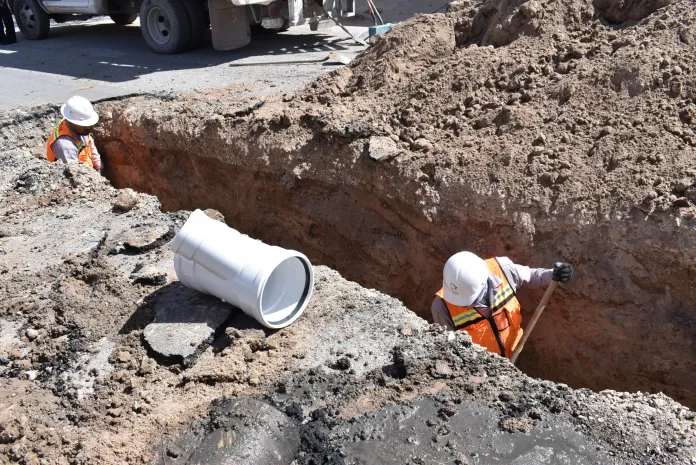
[87,136,102,171]
[431,296,456,331]
[50,138,80,164]
[499,257,553,291]
[500,257,573,291]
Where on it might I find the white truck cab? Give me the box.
[11,0,355,54]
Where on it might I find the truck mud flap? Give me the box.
[209,0,251,51]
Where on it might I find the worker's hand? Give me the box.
[552,262,573,283]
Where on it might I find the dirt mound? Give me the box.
[4,147,691,465]
[309,0,695,216]
[64,0,696,408]
[153,330,696,465]
[2,0,696,462]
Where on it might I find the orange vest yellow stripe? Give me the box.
[46,119,95,169]
[435,258,523,358]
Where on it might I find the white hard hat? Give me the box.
[442,252,489,307]
[61,96,99,127]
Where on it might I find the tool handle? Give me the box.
[367,0,385,25]
[510,280,558,364]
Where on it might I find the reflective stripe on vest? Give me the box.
[451,307,484,328]
[46,119,93,168]
[435,257,523,358]
[491,283,515,312]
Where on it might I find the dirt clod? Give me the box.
[113,188,140,212]
[25,329,39,341]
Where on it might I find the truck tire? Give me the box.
[182,1,208,51]
[13,0,50,40]
[110,13,138,25]
[140,0,191,54]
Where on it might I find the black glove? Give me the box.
[552,262,573,283]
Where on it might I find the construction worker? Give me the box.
[432,252,572,358]
[46,96,102,171]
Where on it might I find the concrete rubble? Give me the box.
[143,286,233,365]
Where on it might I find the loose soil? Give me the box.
[1,0,696,462]
[85,0,694,405]
[0,150,692,464]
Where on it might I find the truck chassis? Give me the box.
[11,0,355,54]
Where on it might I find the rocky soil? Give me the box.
[39,0,692,406]
[2,148,693,464]
[1,0,696,462]
[0,152,693,465]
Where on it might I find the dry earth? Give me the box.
[65,0,695,405]
[1,0,696,462]
[0,150,693,464]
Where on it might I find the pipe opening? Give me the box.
[260,256,312,326]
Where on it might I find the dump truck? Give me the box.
[11,0,356,54]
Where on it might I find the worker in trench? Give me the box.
[46,96,103,172]
[432,252,573,358]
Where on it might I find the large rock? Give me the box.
[143,284,233,365]
[113,188,140,213]
[368,136,401,161]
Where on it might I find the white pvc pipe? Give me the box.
[171,209,313,329]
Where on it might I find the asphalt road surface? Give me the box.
[0,18,365,110]
[0,0,448,110]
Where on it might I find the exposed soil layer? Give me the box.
[50,0,696,407]
[1,0,695,408]
[1,0,696,462]
[2,149,692,464]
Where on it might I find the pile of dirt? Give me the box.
[1,0,696,462]
[3,149,692,464]
[307,0,695,216]
[51,0,696,406]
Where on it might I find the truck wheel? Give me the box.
[140,0,191,54]
[13,0,50,40]
[182,1,208,51]
[110,13,138,25]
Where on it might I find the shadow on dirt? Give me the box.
[119,282,267,334]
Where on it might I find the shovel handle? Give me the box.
[510,280,558,365]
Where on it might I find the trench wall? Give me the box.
[95,104,696,408]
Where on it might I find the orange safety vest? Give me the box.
[435,258,523,358]
[46,119,95,169]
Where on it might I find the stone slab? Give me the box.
[143,285,233,363]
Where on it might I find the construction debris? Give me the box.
[143,287,232,365]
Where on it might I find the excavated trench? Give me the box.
[90,97,696,409]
